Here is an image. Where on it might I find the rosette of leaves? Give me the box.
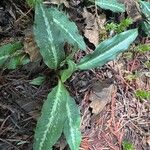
[33,3,85,150]
[0,0,141,148]
[26,1,138,150]
[0,1,138,150]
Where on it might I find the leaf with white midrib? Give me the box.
[140,1,150,36]
[63,90,81,150]
[77,29,138,70]
[35,4,57,67]
[140,1,150,18]
[40,5,57,65]
[33,81,67,150]
[50,8,86,50]
[95,0,125,12]
[34,3,65,69]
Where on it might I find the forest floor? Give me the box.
[0,0,149,150]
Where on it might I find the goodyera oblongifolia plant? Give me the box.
[32,1,138,150]
[3,0,149,149]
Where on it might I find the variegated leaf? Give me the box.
[33,81,67,150]
[0,42,29,69]
[34,3,65,69]
[63,89,81,150]
[140,1,150,19]
[49,8,86,50]
[78,29,138,70]
[95,0,125,12]
[140,1,150,36]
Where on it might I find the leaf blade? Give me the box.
[141,20,150,36]
[95,0,125,12]
[63,90,81,150]
[61,60,77,82]
[51,8,86,50]
[78,29,138,70]
[26,0,41,7]
[30,76,46,85]
[33,81,67,150]
[140,1,150,36]
[140,1,150,18]
[0,42,29,69]
[34,4,65,69]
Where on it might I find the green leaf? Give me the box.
[124,73,138,82]
[141,20,150,36]
[140,1,150,18]
[61,60,77,82]
[33,81,67,150]
[95,0,125,12]
[122,141,134,150]
[116,18,133,33]
[63,90,81,150]
[0,42,29,69]
[77,29,138,70]
[49,8,86,50]
[135,89,150,101]
[137,44,150,53]
[30,76,46,85]
[34,3,65,69]
[6,54,29,69]
[106,22,117,31]
[26,0,42,7]
[144,61,150,69]
[140,1,150,36]
[106,18,133,33]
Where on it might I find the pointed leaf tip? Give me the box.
[34,4,65,69]
[50,8,86,50]
[63,92,81,150]
[33,81,67,150]
[78,29,138,70]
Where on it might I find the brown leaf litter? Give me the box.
[24,28,41,62]
[82,7,106,46]
[119,0,142,22]
[89,80,116,115]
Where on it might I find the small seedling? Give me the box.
[137,44,150,53]
[122,141,134,150]
[135,90,150,101]
[106,18,133,33]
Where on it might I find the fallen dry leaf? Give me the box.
[84,27,99,46]
[82,8,106,46]
[147,136,150,146]
[83,7,99,46]
[119,0,142,22]
[97,13,106,29]
[24,28,41,62]
[89,79,116,115]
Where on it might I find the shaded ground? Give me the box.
[0,0,150,150]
